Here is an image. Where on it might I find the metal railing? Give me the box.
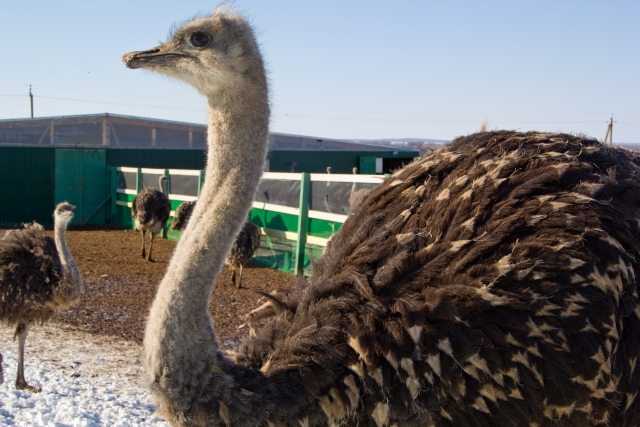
[112,167,386,275]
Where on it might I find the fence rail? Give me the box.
[112,167,386,275]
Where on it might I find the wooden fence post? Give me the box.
[294,172,310,276]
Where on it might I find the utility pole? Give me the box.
[603,115,614,145]
[28,84,34,119]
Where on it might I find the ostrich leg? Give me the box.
[230,265,238,288]
[147,233,155,262]
[236,264,244,289]
[0,353,4,385]
[140,230,146,259]
[15,322,40,392]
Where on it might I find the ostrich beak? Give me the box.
[123,46,190,69]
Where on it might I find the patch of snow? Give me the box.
[0,324,167,426]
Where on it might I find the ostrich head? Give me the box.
[53,202,76,227]
[122,8,265,100]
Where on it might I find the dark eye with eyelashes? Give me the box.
[189,31,211,48]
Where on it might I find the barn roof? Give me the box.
[0,113,415,153]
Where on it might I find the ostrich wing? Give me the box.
[0,223,63,324]
[132,189,170,225]
[229,222,261,263]
[239,131,640,426]
[172,201,195,231]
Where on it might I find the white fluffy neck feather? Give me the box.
[143,86,269,397]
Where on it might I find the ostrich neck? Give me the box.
[54,219,80,287]
[144,86,269,410]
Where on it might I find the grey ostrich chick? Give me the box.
[0,202,83,392]
[173,200,260,288]
[132,176,170,262]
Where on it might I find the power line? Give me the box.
[0,92,635,130]
[34,95,203,113]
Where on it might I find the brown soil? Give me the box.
[52,230,296,346]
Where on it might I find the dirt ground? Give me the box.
[50,230,296,346]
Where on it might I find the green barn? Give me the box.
[0,113,418,227]
[0,113,419,273]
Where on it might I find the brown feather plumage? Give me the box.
[132,186,170,261]
[172,200,195,231]
[132,188,170,229]
[0,223,63,325]
[228,222,260,268]
[232,131,640,426]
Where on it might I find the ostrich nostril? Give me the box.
[122,48,161,67]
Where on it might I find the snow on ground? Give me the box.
[0,323,167,426]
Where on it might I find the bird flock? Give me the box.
[0,6,639,427]
[0,180,261,393]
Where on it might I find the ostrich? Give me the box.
[171,200,195,232]
[125,9,640,427]
[0,202,82,392]
[132,175,170,262]
[227,221,260,289]
[173,200,260,289]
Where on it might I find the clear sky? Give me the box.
[0,1,638,141]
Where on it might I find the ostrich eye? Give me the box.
[189,31,211,48]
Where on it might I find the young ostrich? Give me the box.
[125,9,640,427]
[173,200,260,288]
[0,202,82,392]
[171,200,195,232]
[227,221,260,288]
[132,175,170,262]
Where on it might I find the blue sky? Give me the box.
[1,1,638,141]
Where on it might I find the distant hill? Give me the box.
[348,138,449,153]
[348,137,640,154]
[619,143,640,152]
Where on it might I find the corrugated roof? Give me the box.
[0,113,417,153]
[0,113,204,128]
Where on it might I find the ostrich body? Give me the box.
[173,201,260,288]
[132,175,170,261]
[227,221,260,288]
[172,200,195,232]
[125,9,640,427]
[0,202,82,392]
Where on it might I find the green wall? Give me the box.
[0,147,55,227]
[0,146,413,229]
[268,150,417,173]
[107,149,206,169]
[107,149,417,173]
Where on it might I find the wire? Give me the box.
[0,92,635,133]
[35,95,203,113]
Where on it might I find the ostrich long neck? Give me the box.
[54,219,81,288]
[144,85,269,409]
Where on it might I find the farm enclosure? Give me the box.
[0,113,417,235]
[112,167,386,274]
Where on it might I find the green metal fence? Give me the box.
[111,167,386,275]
